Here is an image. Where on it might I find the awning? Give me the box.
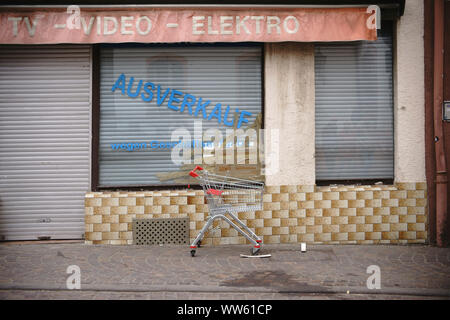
[0,6,379,44]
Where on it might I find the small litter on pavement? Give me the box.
[240,254,272,258]
[301,243,307,253]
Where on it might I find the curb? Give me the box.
[1,283,449,298]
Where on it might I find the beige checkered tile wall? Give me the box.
[84,183,427,245]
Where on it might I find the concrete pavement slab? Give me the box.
[0,243,449,299]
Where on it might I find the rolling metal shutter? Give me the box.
[0,45,91,241]
[315,27,394,181]
[99,44,262,186]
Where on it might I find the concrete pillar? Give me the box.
[394,0,426,182]
[264,43,315,186]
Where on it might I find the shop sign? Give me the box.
[0,6,378,44]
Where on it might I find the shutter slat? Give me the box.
[99,45,262,186]
[0,45,90,240]
[315,30,394,181]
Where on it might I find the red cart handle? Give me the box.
[189,165,204,178]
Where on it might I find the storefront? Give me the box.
[0,1,431,246]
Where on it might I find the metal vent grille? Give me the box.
[132,218,189,245]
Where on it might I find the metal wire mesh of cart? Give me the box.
[195,168,264,214]
[188,166,264,256]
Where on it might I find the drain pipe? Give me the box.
[433,0,448,247]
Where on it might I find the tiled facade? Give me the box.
[84,183,427,245]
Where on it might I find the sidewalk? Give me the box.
[0,242,449,300]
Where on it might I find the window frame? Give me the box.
[91,42,265,191]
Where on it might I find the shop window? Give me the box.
[315,25,394,182]
[97,44,262,187]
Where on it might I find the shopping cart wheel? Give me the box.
[190,249,196,257]
[251,247,260,256]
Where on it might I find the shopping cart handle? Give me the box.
[189,165,204,178]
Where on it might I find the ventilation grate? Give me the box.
[132,217,189,245]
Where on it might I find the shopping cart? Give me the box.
[188,166,265,257]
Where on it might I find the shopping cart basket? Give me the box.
[188,166,265,256]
